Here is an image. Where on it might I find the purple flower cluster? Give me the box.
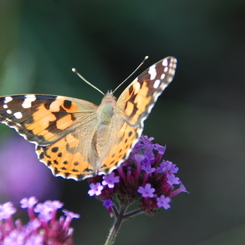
[88,136,187,215]
[0,197,79,245]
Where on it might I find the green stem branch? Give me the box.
[104,205,127,245]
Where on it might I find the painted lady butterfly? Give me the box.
[0,56,177,180]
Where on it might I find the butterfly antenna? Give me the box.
[112,56,149,93]
[72,68,105,96]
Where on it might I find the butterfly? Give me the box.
[0,56,177,181]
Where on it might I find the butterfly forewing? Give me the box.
[0,56,177,181]
[0,95,97,144]
[117,57,176,126]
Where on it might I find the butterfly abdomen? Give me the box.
[93,95,117,157]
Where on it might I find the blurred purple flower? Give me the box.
[167,173,180,185]
[0,134,61,204]
[156,195,171,210]
[138,183,156,198]
[0,201,16,219]
[0,197,80,244]
[102,199,114,209]
[102,172,119,188]
[20,196,38,209]
[88,182,103,196]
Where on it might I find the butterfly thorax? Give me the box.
[97,93,116,125]
[92,93,117,160]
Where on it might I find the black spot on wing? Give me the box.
[65,172,70,178]
[64,100,72,109]
[76,174,83,180]
[39,152,45,159]
[54,168,60,175]
[73,161,79,166]
[51,147,59,153]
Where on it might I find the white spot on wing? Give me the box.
[3,104,8,109]
[164,67,168,72]
[160,73,165,80]
[6,109,12,114]
[148,65,157,80]
[14,112,23,119]
[4,97,13,103]
[153,79,161,89]
[160,83,168,90]
[22,94,36,108]
[162,58,168,66]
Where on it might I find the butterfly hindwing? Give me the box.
[36,132,94,180]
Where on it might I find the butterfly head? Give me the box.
[102,91,117,104]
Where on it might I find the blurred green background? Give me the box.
[1,0,245,244]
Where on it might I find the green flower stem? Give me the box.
[123,209,144,219]
[104,205,145,245]
[104,205,127,245]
